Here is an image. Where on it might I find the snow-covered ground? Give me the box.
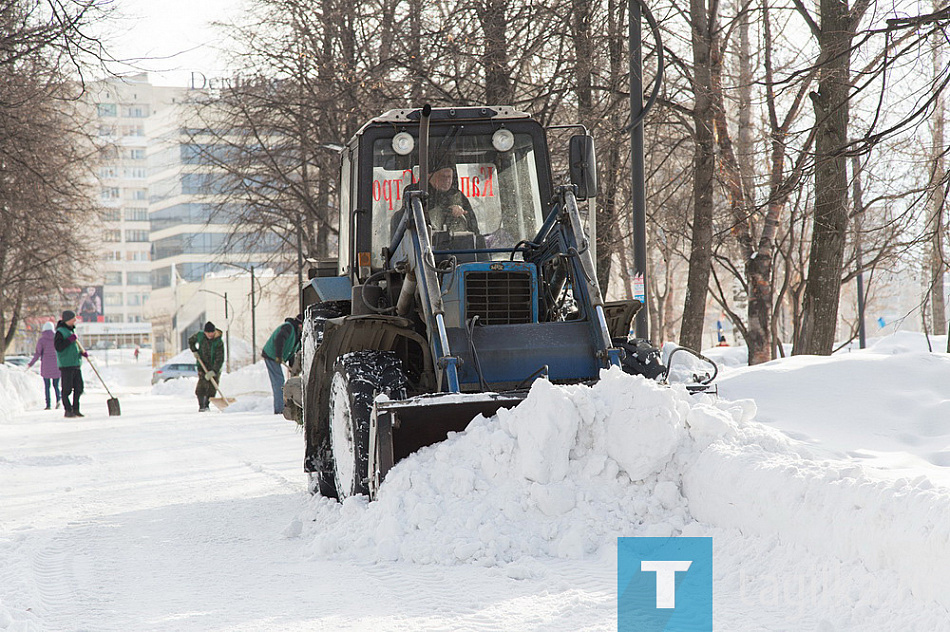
[1,333,948,630]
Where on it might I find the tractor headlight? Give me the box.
[392,132,415,156]
[492,129,515,152]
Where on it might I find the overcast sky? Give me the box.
[105,0,243,86]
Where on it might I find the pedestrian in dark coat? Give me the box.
[188,321,224,412]
[28,322,61,409]
[262,315,302,415]
[54,310,87,418]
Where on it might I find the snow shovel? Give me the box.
[77,341,121,416]
[194,354,236,409]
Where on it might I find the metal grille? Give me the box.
[465,271,533,325]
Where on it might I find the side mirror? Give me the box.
[569,134,598,200]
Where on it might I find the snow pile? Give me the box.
[699,349,950,607]
[303,369,731,566]
[715,351,950,473]
[302,354,950,611]
[0,364,43,422]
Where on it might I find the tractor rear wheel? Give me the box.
[328,351,406,499]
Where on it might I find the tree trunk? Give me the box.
[795,0,853,355]
[736,0,774,365]
[477,0,512,105]
[680,0,717,350]
[928,14,947,337]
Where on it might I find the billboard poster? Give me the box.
[64,286,104,323]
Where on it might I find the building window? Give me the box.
[99,166,117,179]
[124,167,147,179]
[129,149,146,160]
[121,105,148,118]
[151,267,171,289]
[125,230,149,242]
[98,103,117,117]
[105,315,124,323]
[124,208,148,222]
[127,272,150,285]
[126,292,149,306]
[102,209,121,221]
[104,271,122,285]
[98,124,116,137]
[104,293,123,307]
[103,229,121,242]
[127,251,150,262]
[101,187,120,200]
[128,189,147,200]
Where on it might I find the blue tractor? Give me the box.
[288,105,681,500]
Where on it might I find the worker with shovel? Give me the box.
[262,314,302,415]
[188,321,224,412]
[54,310,88,418]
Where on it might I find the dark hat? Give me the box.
[204,321,216,333]
[295,313,303,324]
[62,310,76,321]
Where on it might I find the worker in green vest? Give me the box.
[53,310,88,418]
[188,321,224,412]
[261,314,302,415]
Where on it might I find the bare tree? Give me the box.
[0,0,112,358]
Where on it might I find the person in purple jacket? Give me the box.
[27,321,62,409]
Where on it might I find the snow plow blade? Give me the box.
[369,392,526,498]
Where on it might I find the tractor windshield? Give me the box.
[370,129,545,267]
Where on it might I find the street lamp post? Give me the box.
[199,289,232,373]
[251,266,257,360]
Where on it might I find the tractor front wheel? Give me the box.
[328,351,406,499]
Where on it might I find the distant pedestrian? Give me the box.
[54,310,88,418]
[27,322,61,409]
[717,335,729,347]
[188,322,224,412]
[133,346,140,362]
[261,314,302,415]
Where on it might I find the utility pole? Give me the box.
[630,0,649,340]
[850,154,867,349]
[251,265,257,360]
[224,291,230,373]
[296,215,304,317]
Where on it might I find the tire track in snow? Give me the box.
[28,521,128,632]
[30,533,81,628]
[355,557,615,631]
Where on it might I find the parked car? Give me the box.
[152,362,199,384]
[3,355,31,369]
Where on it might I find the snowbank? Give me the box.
[0,364,43,421]
[301,360,950,610]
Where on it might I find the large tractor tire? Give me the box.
[328,350,407,499]
[301,301,352,498]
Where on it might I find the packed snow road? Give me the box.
[0,389,620,631]
[2,344,950,630]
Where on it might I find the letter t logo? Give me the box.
[640,560,693,608]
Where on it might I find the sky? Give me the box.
[104,0,243,86]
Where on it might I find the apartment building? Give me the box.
[88,74,189,325]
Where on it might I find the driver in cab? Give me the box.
[426,165,480,235]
